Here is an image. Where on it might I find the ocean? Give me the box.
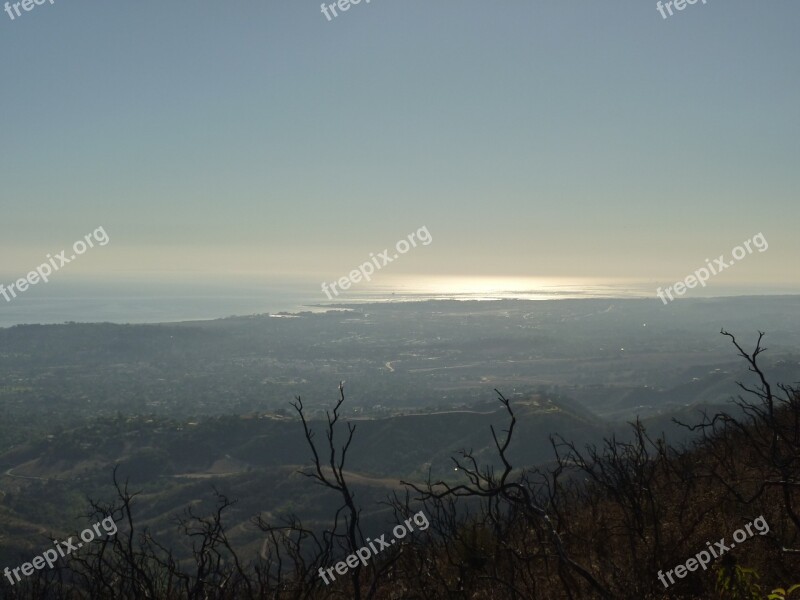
[0,276,794,329]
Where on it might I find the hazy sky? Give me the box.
[1,1,798,287]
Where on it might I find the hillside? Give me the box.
[0,394,611,566]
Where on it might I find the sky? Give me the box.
[1,0,798,290]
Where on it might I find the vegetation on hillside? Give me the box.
[2,331,799,599]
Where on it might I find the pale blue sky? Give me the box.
[1,0,798,286]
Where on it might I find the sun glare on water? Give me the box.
[354,276,651,302]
